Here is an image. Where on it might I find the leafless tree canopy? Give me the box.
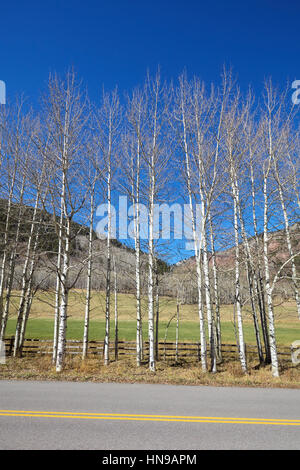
[0,69,299,376]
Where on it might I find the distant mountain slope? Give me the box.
[1,199,299,302]
[171,223,300,271]
[0,200,169,294]
[160,223,300,304]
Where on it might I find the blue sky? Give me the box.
[1,0,299,263]
[1,0,300,105]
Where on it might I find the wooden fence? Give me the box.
[3,337,293,363]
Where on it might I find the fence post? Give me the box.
[9,336,14,356]
[0,340,5,364]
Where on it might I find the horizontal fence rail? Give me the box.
[3,337,293,363]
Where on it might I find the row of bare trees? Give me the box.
[0,69,299,377]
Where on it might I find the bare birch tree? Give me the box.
[94,89,121,366]
[41,70,90,372]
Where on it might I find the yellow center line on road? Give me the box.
[0,410,299,426]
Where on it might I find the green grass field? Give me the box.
[5,316,300,347]
[5,290,300,346]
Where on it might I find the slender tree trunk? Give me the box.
[135,221,142,365]
[18,217,41,354]
[55,141,69,372]
[0,162,17,333]
[104,137,112,366]
[0,172,26,342]
[148,172,155,372]
[180,84,207,371]
[273,159,300,319]
[249,154,271,363]
[202,220,217,373]
[133,137,142,366]
[56,217,70,372]
[52,207,63,363]
[13,190,40,356]
[82,190,94,360]
[175,299,179,363]
[263,169,279,377]
[231,171,247,373]
[147,82,159,373]
[19,282,34,355]
[155,269,159,361]
[208,213,222,362]
[234,170,264,364]
[112,256,118,361]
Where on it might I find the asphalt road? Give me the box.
[0,380,299,450]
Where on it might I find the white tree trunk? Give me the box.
[234,168,264,364]
[19,215,41,353]
[104,140,112,366]
[13,189,40,356]
[263,171,279,377]
[148,169,155,372]
[208,213,222,362]
[273,160,300,319]
[0,171,26,342]
[175,299,179,363]
[82,190,94,360]
[0,162,17,332]
[56,217,70,373]
[231,172,247,373]
[113,255,118,361]
[52,208,63,363]
[180,84,207,371]
[249,154,270,363]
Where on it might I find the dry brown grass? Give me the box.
[1,355,300,389]
[4,291,300,388]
